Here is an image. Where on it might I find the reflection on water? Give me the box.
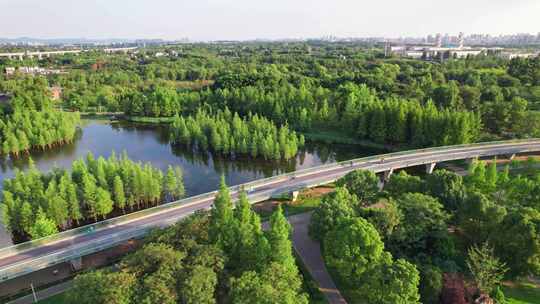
[0,120,381,196]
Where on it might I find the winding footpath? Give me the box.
[289,212,347,304]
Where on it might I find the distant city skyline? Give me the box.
[1,0,540,41]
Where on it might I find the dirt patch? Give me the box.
[253,186,335,213]
[252,200,282,214]
[295,186,335,201]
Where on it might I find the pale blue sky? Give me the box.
[1,0,539,40]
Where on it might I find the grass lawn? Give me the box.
[503,282,540,304]
[283,196,323,217]
[254,186,332,221]
[37,292,69,304]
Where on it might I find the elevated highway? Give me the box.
[1,139,540,283]
[0,47,137,60]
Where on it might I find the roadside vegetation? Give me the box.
[310,161,540,303]
[66,178,312,304]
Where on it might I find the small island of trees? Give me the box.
[0,109,80,157]
[170,109,305,160]
[1,152,185,241]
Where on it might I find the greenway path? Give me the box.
[1,139,540,285]
[289,212,347,304]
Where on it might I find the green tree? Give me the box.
[357,200,402,240]
[229,262,308,304]
[164,166,177,202]
[491,207,540,278]
[390,193,450,257]
[30,207,58,239]
[266,205,295,270]
[336,170,379,205]
[209,176,235,252]
[466,242,508,295]
[68,270,136,304]
[362,258,421,304]
[419,265,443,304]
[425,170,466,211]
[113,175,127,212]
[309,187,357,241]
[180,265,217,304]
[232,189,269,272]
[94,187,114,220]
[385,171,425,197]
[324,217,388,285]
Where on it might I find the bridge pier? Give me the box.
[383,168,394,181]
[69,257,82,271]
[18,55,23,61]
[377,179,385,191]
[505,154,516,160]
[466,157,479,165]
[426,162,437,174]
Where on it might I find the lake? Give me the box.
[0,119,381,247]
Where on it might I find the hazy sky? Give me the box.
[1,0,539,40]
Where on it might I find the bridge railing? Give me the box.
[1,138,539,260]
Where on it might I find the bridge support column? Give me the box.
[70,257,82,271]
[426,162,437,174]
[505,154,516,160]
[37,54,42,60]
[378,179,385,191]
[383,168,394,182]
[18,55,23,61]
[466,157,478,166]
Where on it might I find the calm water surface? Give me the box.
[0,119,381,246]
[0,119,380,195]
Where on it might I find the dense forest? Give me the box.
[67,179,309,304]
[1,42,540,303]
[0,76,80,157]
[0,110,79,156]
[310,160,540,303]
[2,43,535,144]
[2,43,539,153]
[2,152,184,241]
[170,109,304,160]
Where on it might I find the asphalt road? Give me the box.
[1,140,540,282]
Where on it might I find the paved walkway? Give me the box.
[288,212,347,304]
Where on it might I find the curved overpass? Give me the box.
[1,139,540,282]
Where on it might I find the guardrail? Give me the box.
[1,139,540,281]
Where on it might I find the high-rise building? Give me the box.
[458,32,464,49]
[436,33,442,47]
